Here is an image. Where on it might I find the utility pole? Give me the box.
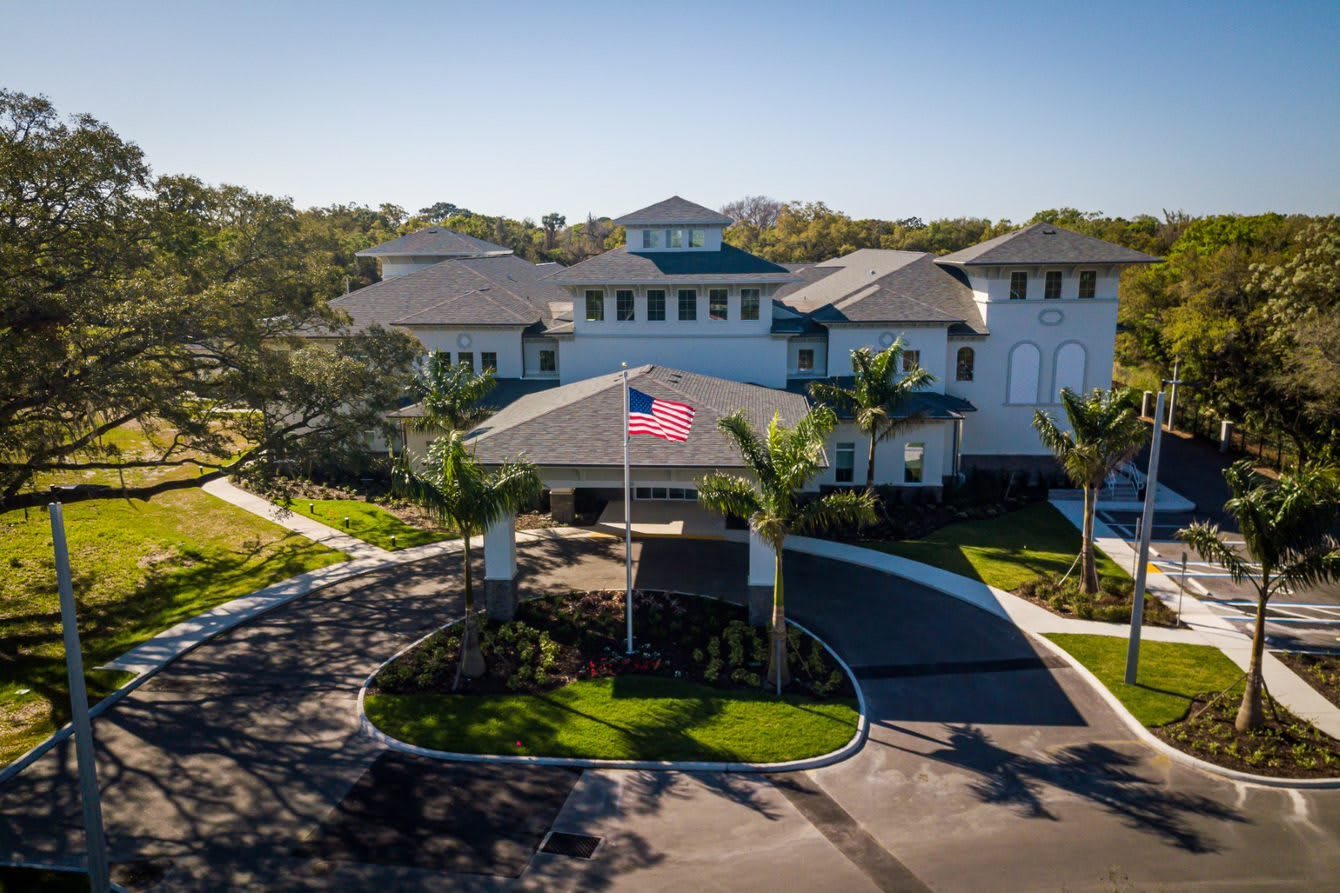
[50,502,111,892]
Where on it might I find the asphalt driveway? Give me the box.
[2,536,1339,891]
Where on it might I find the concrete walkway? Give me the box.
[201,478,390,560]
[1050,498,1340,737]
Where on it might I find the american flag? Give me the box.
[628,387,695,442]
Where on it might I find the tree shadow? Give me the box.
[885,722,1247,852]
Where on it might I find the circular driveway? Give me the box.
[2,536,1340,891]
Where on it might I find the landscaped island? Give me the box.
[364,590,860,763]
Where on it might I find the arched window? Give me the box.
[1054,342,1087,399]
[955,347,975,382]
[1007,343,1041,404]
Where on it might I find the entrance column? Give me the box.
[747,529,774,628]
[484,513,519,621]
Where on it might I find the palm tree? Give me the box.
[697,407,876,692]
[412,351,497,436]
[1033,388,1148,595]
[392,431,542,688]
[807,341,935,491]
[1177,461,1340,731]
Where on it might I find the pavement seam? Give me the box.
[766,771,932,893]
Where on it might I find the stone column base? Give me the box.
[747,586,772,628]
[485,578,518,622]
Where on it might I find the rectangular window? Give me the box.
[835,442,855,483]
[668,228,684,248]
[647,289,666,321]
[1044,270,1062,300]
[641,229,660,249]
[616,289,635,321]
[904,443,924,483]
[690,228,705,248]
[539,349,556,373]
[1078,270,1097,299]
[902,350,920,372]
[797,348,815,372]
[481,352,497,372]
[1009,272,1028,300]
[678,289,697,320]
[709,288,728,320]
[740,288,761,321]
[584,289,604,321]
[458,352,474,372]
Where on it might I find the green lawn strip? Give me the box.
[366,675,860,763]
[1,488,344,766]
[1045,633,1243,726]
[282,498,451,550]
[869,502,1129,591]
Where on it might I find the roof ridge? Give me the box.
[472,372,626,441]
[392,265,537,325]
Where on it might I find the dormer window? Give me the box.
[641,229,660,249]
[690,229,706,248]
[668,229,685,248]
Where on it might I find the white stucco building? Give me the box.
[330,195,1157,512]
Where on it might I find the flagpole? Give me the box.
[622,363,634,655]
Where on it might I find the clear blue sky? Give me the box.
[4,0,1338,223]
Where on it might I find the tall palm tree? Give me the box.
[808,341,935,491]
[412,351,497,435]
[392,431,542,688]
[1178,461,1340,731]
[697,407,875,692]
[1033,388,1148,594]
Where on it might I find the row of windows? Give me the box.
[436,351,498,372]
[834,442,924,483]
[585,288,761,322]
[641,228,707,249]
[796,348,925,374]
[1008,270,1098,300]
[633,486,699,500]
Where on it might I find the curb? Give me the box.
[357,592,868,774]
[1029,632,1340,790]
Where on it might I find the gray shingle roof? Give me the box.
[544,245,797,286]
[356,228,511,258]
[612,196,734,227]
[330,254,568,330]
[935,223,1161,266]
[776,249,988,334]
[467,366,811,468]
[388,378,561,418]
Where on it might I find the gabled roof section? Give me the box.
[935,223,1161,266]
[612,196,734,227]
[543,245,797,286]
[776,249,987,334]
[467,366,810,468]
[330,254,567,330]
[356,227,512,258]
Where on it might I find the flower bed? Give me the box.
[1019,575,1179,626]
[373,589,853,700]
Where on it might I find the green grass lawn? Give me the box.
[1045,633,1243,726]
[282,498,451,550]
[366,675,860,763]
[1,489,344,767]
[870,502,1129,591]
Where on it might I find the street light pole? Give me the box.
[49,502,111,893]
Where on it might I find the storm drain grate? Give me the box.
[539,831,603,859]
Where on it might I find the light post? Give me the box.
[49,501,111,892]
[1125,373,1181,685]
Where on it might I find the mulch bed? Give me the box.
[372,589,853,701]
[1016,578,1181,627]
[1277,652,1340,710]
[1154,690,1340,778]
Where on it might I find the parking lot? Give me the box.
[1099,508,1340,654]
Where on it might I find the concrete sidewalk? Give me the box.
[1050,498,1340,737]
[202,477,390,560]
